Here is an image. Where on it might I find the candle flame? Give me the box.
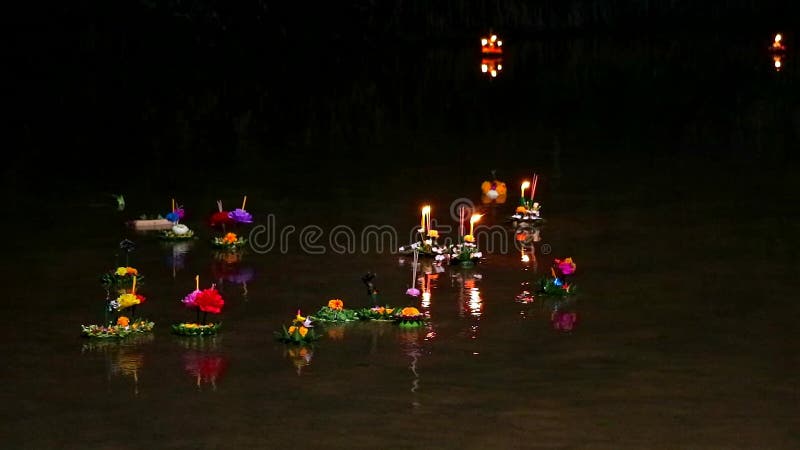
[470,214,483,224]
[521,181,530,190]
[775,34,782,43]
[422,205,431,215]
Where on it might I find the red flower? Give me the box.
[195,287,225,314]
[210,211,233,227]
[135,294,146,305]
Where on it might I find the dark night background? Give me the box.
[7,1,799,196]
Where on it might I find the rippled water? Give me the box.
[4,31,799,448]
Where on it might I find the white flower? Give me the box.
[473,252,483,258]
[399,246,405,252]
[486,189,499,199]
[435,255,445,261]
[172,224,190,235]
[411,243,420,249]
[424,239,432,245]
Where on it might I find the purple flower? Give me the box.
[182,290,201,308]
[406,288,421,297]
[228,208,253,224]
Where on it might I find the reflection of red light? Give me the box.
[480,58,503,77]
[183,352,228,387]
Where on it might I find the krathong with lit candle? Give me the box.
[161,199,195,240]
[101,265,143,288]
[311,298,359,322]
[481,170,507,204]
[510,173,544,225]
[275,310,319,344]
[480,33,503,55]
[172,276,225,336]
[449,214,484,267]
[537,257,578,296]
[398,204,446,257]
[770,33,786,53]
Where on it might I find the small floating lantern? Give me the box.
[480,34,503,55]
[771,33,786,53]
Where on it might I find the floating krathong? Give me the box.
[536,257,578,296]
[481,171,508,204]
[398,204,447,257]
[395,306,426,328]
[510,174,545,226]
[311,299,359,322]
[83,275,154,338]
[480,34,503,55]
[172,276,225,336]
[275,310,319,344]
[449,214,483,267]
[212,232,247,251]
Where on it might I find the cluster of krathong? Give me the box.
[510,174,544,223]
[448,213,483,267]
[538,257,577,296]
[161,199,195,240]
[210,196,253,250]
[312,299,359,322]
[83,273,154,339]
[399,205,446,257]
[172,276,225,336]
[480,34,503,78]
[356,305,397,321]
[275,310,319,344]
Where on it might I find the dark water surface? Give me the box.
[4,31,800,448]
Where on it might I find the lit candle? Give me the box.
[470,214,483,235]
[195,274,199,291]
[421,205,431,233]
[521,181,530,199]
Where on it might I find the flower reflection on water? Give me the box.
[285,346,314,376]
[183,351,228,390]
[81,333,154,396]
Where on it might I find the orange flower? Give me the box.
[116,316,130,327]
[327,299,344,311]
[222,232,238,244]
[298,326,308,337]
[288,326,297,334]
[427,230,439,238]
[463,234,475,243]
[401,307,421,316]
[515,206,527,214]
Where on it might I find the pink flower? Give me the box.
[555,257,576,276]
[182,290,201,308]
[406,288,421,297]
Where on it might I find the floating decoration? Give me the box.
[406,249,421,297]
[82,275,154,338]
[127,199,182,231]
[395,306,426,328]
[770,33,786,53]
[160,199,195,240]
[398,204,447,257]
[510,173,544,226]
[275,310,319,344]
[480,33,503,55]
[100,266,142,288]
[311,299,359,322]
[212,232,247,251]
[210,200,234,228]
[172,276,225,336]
[356,305,397,321]
[449,214,483,267]
[536,257,577,296]
[481,170,508,204]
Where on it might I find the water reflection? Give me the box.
[397,325,435,406]
[547,297,579,333]
[183,351,228,391]
[162,240,194,279]
[81,333,155,396]
[452,270,484,339]
[285,346,314,376]
[211,250,254,300]
[480,58,503,78]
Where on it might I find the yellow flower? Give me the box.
[117,293,141,309]
[327,299,344,311]
[185,323,198,328]
[288,326,297,334]
[116,316,130,327]
[222,232,238,244]
[427,230,439,238]
[115,267,128,276]
[385,308,394,314]
[299,326,308,337]
[401,307,421,316]
[463,234,475,243]
[294,312,306,323]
